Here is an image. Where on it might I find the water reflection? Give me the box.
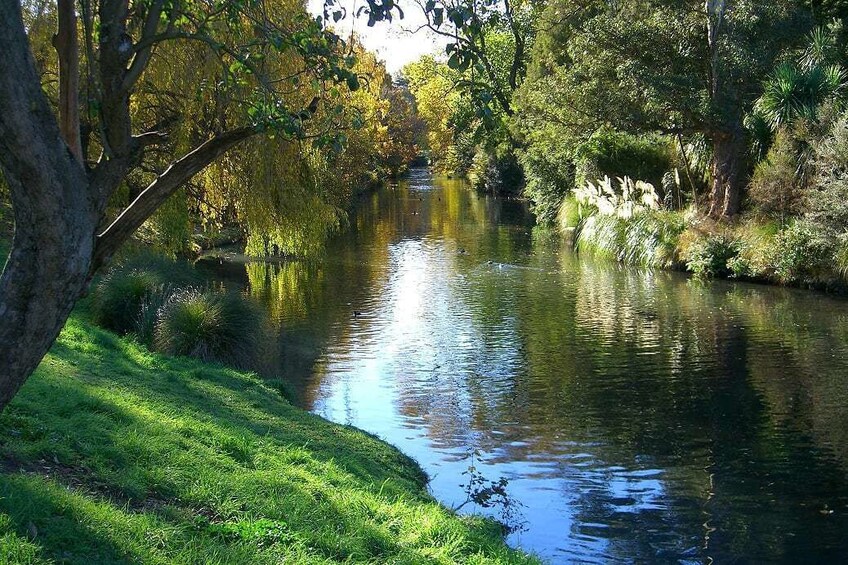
[203,169,848,563]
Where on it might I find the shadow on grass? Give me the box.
[0,317,534,564]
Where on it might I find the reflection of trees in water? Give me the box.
[380,237,848,561]
[221,171,848,562]
[246,261,323,325]
[512,256,848,562]
[243,172,532,406]
[722,288,848,474]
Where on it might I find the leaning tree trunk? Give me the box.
[0,179,96,409]
[708,128,746,218]
[0,0,99,409]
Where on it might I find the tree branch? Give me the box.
[54,0,83,162]
[121,0,166,92]
[93,126,259,266]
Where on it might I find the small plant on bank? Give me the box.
[92,269,162,334]
[153,288,263,369]
[455,449,526,536]
[684,234,742,278]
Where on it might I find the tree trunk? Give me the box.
[0,186,95,409]
[54,0,83,163]
[0,0,96,410]
[708,129,745,218]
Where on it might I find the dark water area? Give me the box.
[199,169,848,563]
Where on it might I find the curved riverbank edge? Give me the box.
[0,314,538,564]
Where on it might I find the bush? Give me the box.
[684,234,742,278]
[519,129,576,225]
[153,288,263,369]
[92,269,163,334]
[573,130,674,192]
[725,222,780,279]
[808,111,848,241]
[748,128,807,221]
[764,220,833,285]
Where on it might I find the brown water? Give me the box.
[199,169,848,563]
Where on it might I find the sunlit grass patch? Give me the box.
[0,316,537,564]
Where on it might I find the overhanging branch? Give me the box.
[93,125,259,266]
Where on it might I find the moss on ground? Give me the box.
[0,316,537,564]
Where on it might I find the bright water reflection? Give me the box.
[201,169,848,563]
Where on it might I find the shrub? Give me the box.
[519,129,576,225]
[153,288,263,369]
[764,220,833,285]
[684,234,742,278]
[725,222,779,280]
[808,111,848,240]
[92,269,162,334]
[748,128,807,221]
[573,130,674,192]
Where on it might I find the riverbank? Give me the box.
[559,196,848,293]
[0,312,537,564]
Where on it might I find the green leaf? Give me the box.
[433,7,443,26]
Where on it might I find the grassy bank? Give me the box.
[558,185,848,292]
[0,314,536,564]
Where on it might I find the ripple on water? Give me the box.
[208,170,848,563]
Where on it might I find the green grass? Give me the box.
[0,315,537,564]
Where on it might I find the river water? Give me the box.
[200,169,848,563]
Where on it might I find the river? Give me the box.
[199,168,848,563]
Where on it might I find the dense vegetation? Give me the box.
[400,0,848,289]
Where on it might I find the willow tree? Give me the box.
[0,0,398,411]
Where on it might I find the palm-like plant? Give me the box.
[755,62,846,130]
[800,24,840,72]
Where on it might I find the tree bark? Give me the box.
[54,0,83,163]
[708,128,745,218]
[0,0,96,408]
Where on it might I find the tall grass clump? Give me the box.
[90,253,200,335]
[571,176,685,268]
[134,283,176,346]
[153,288,263,369]
[91,269,163,334]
